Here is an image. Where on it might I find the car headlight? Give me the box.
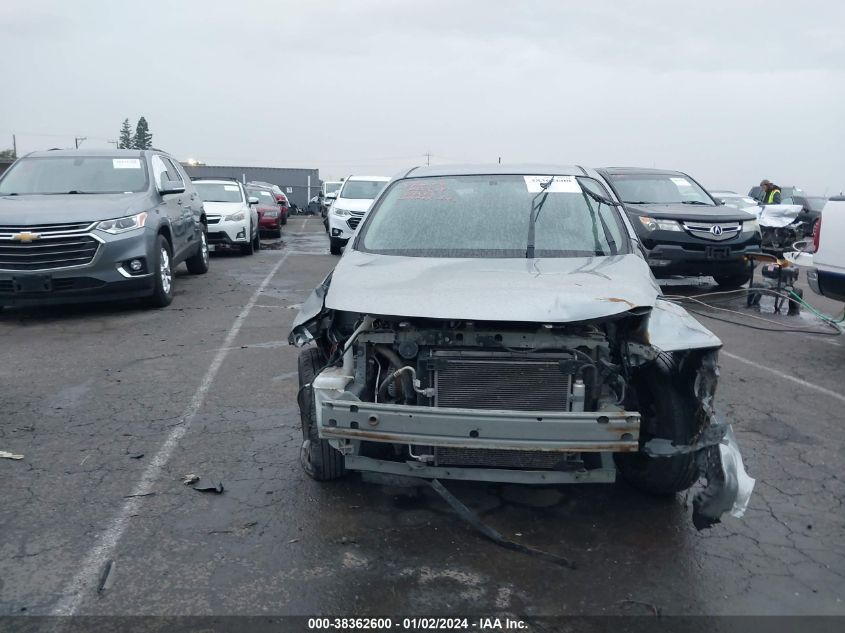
[224,211,245,222]
[333,207,351,217]
[96,212,148,234]
[743,219,760,233]
[637,216,681,232]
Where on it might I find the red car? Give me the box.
[247,185,287,237]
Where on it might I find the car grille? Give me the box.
[433,447,581,469]
[433,354,572,412]
[347,210,365,230]
[207,215,221,225]
[682,221,742,241]
[0,235,100,271]
[0,222,94,236]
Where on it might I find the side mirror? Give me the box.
[248,196,259,205]
[160,179,185,195]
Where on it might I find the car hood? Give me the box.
[624,202,755,222]
[331,198,374,213]
[325,251,660,322]
[0,192,155,225]
[202,201,245,215]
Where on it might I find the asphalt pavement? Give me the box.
[1,216,843,618]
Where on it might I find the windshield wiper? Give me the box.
[623,200,653,205]
[65,190,88,194]
[525,177,554,259]
[680,200,711,205]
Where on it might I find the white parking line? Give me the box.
[51,251,292,616]
[721,350,845,405]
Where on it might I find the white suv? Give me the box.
[806,196,845,302]
[193,178,261,255]
[327,175,390,255]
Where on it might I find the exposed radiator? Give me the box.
[433,354,572,412]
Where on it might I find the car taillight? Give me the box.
[812,218,821,252]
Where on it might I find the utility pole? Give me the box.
[425,152,431,166]
[12,134,16,158]
[74,136,87,149]
[498,156,501,164]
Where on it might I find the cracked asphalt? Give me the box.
[1,216,843,617]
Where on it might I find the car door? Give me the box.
[151,155,184,253]
[159,156,191,259]
[167,158,203,255]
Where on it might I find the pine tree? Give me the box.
[133,117,153,149]
[118,118,133,149]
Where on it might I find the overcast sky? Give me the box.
[1,0,843,193]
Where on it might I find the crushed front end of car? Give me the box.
[289,260,753,529]
[288,167,754,529]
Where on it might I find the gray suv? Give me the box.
[0,149,209,308]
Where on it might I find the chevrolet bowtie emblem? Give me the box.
[11,232,41,242]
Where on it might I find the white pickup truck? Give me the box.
[806,196,845,302]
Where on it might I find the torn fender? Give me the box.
[288,272,332,346]
[646,299,722,352]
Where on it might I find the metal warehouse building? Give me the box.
[183,165,320,208]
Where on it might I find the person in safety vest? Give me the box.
[759,179,782,204]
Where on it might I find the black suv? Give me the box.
[597,167,761,288]
[0,149,209,308]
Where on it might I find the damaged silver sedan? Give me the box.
[289,165,754,528]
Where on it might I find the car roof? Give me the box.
[396,164,596,179]
[599,167,688,177]
[26,148,149,158]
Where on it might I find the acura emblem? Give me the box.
[11,231,41,243]
[710,225,723,236]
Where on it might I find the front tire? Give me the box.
[614,353,701,495]
[713,269,751,289]
[252,225,261,252]
[298,348,346,481]
[147,234,174,308]
[329,237,344,255]
[186,227,210,274]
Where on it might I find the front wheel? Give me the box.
[186,227,210,274]
[298,348,346,481]
[614,353,701,495]
[329,237,344,255]
[147,234,174,308]
[713,270,751,289]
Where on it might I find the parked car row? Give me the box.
[0,149,293,310]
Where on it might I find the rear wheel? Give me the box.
[147,234,174,308]
[185,227,210,274]
[298,348,346,481]
[330,237,343,255]
[614,353,701,495]
[281,212,288,225]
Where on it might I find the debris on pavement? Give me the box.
[181,474,200,485]
[97,559,115,594]
[129,453,144,459]
[191,481,225,494]
[1,450,24,460]
[429,479,577,570]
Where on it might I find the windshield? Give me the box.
[194,182,243,203]
[608,173,713,205]
[340,180,388,200]
[0,156,149,195]
[357,175,629,258]
[247,189,277,206]
[324,182,342,196]
[721,194,758,207]
[806,197,827,211]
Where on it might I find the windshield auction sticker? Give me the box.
[112,158,141,169]
[524,175,581,193]
[223,185,239,191]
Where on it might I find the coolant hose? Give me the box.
[374,345,415,404]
